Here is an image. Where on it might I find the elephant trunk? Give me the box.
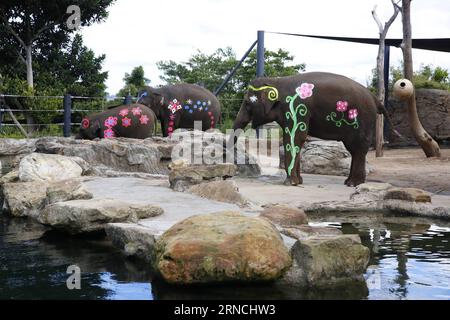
[231,104,251,145]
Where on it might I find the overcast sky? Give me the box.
[81,0,450,95]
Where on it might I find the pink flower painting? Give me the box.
[81,118,90,129]
[131,107,142,116]
[168,99,182,114]
[296,83,315,99]
[104,128,115,139]
[104,116,118,128]
[139,115,149,125]
[348,109,358,120]
[122,117,132,127]
[336,101,348,112]
[119,108,129,117]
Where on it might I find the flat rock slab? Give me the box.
[84,177,244,237]
[38,198,163,234]
[384,187,431,203]
[259,204,308,227]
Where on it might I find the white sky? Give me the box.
[81,0,450,95]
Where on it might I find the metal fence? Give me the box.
[0,93,240,138]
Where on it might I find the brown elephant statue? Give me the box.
[233,72,392,187]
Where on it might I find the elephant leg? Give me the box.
[344,143,368,187]
[161,119,169,137]
[283,129,307,186]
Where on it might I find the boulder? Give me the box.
[171,130,261,177]
[0,138,36,155]
[280,139,370,176]
[1,178,93,217]
[38,199,164,234]
[259,204,308,226]
[281,225,342,240]
[106,223,157,263]
[187,180,249,206]
[384,187,431,203]
[18,153,88,182]
[289,235,370,286]
[154,211,292,284]
[169,163,236,191]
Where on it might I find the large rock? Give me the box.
[171,130,261,178]
[38,199,164,234]
[18,153,88,182]
[106,223,157,262]
[1,178,92,217]
[33,134,261,178]
[187,180,248,206]
[169,162,236,191]
[279,139,370,176]
[154,211,292,284]
[0,138,36,155]
[388,89,450,144]
[288,235,370,286]
[384,187,431,203]
[259,204,308,227]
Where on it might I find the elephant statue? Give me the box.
[77,103,157,140]
[233,72,391,187]
[137,83,221,137]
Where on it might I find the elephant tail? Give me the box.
[375,98,403,139]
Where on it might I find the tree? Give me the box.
[117,66,149,97]
[401,0,440,157]
[157,47,305,117]
[372,0,401,157]
[0,0,114,89]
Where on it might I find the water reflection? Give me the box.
[1,213,449,300]
[311,214,450,300]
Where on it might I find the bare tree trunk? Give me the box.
[401,0,440,157]
[372,1,400,157]
[25,45,34,89]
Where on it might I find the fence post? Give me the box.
[124,95,132,105]
[63,94,72,137]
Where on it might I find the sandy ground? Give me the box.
[366,147,450,195]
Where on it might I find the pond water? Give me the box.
[0,213,449,300]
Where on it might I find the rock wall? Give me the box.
[387,89,450,144]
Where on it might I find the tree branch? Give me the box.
[372,5,384,34]
[0,14,26,48]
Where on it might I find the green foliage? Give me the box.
[368,63,450,93]
[157,47,305,129]
[117,66,150,98]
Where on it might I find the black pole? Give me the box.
[256,31,265,138]
[213,40,258,96]
[63,94,72,137]
[256,30,265,77]
[124,95,132,105]
[383,45,391,136]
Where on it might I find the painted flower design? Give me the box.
[121,117,132,127]
[249,95,258,103]
[336,101,348,112]
[104,128,115,139]
[104,116,118,128]
[131,107,142,116]
[139,115,149,125]
[348,109,358,120]
[119,108,129,117]
[169,114,176,121]
[296,83,315,99]
[168,99,182,114]
[81,118,90,129]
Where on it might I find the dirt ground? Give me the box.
[366,147,450,195]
